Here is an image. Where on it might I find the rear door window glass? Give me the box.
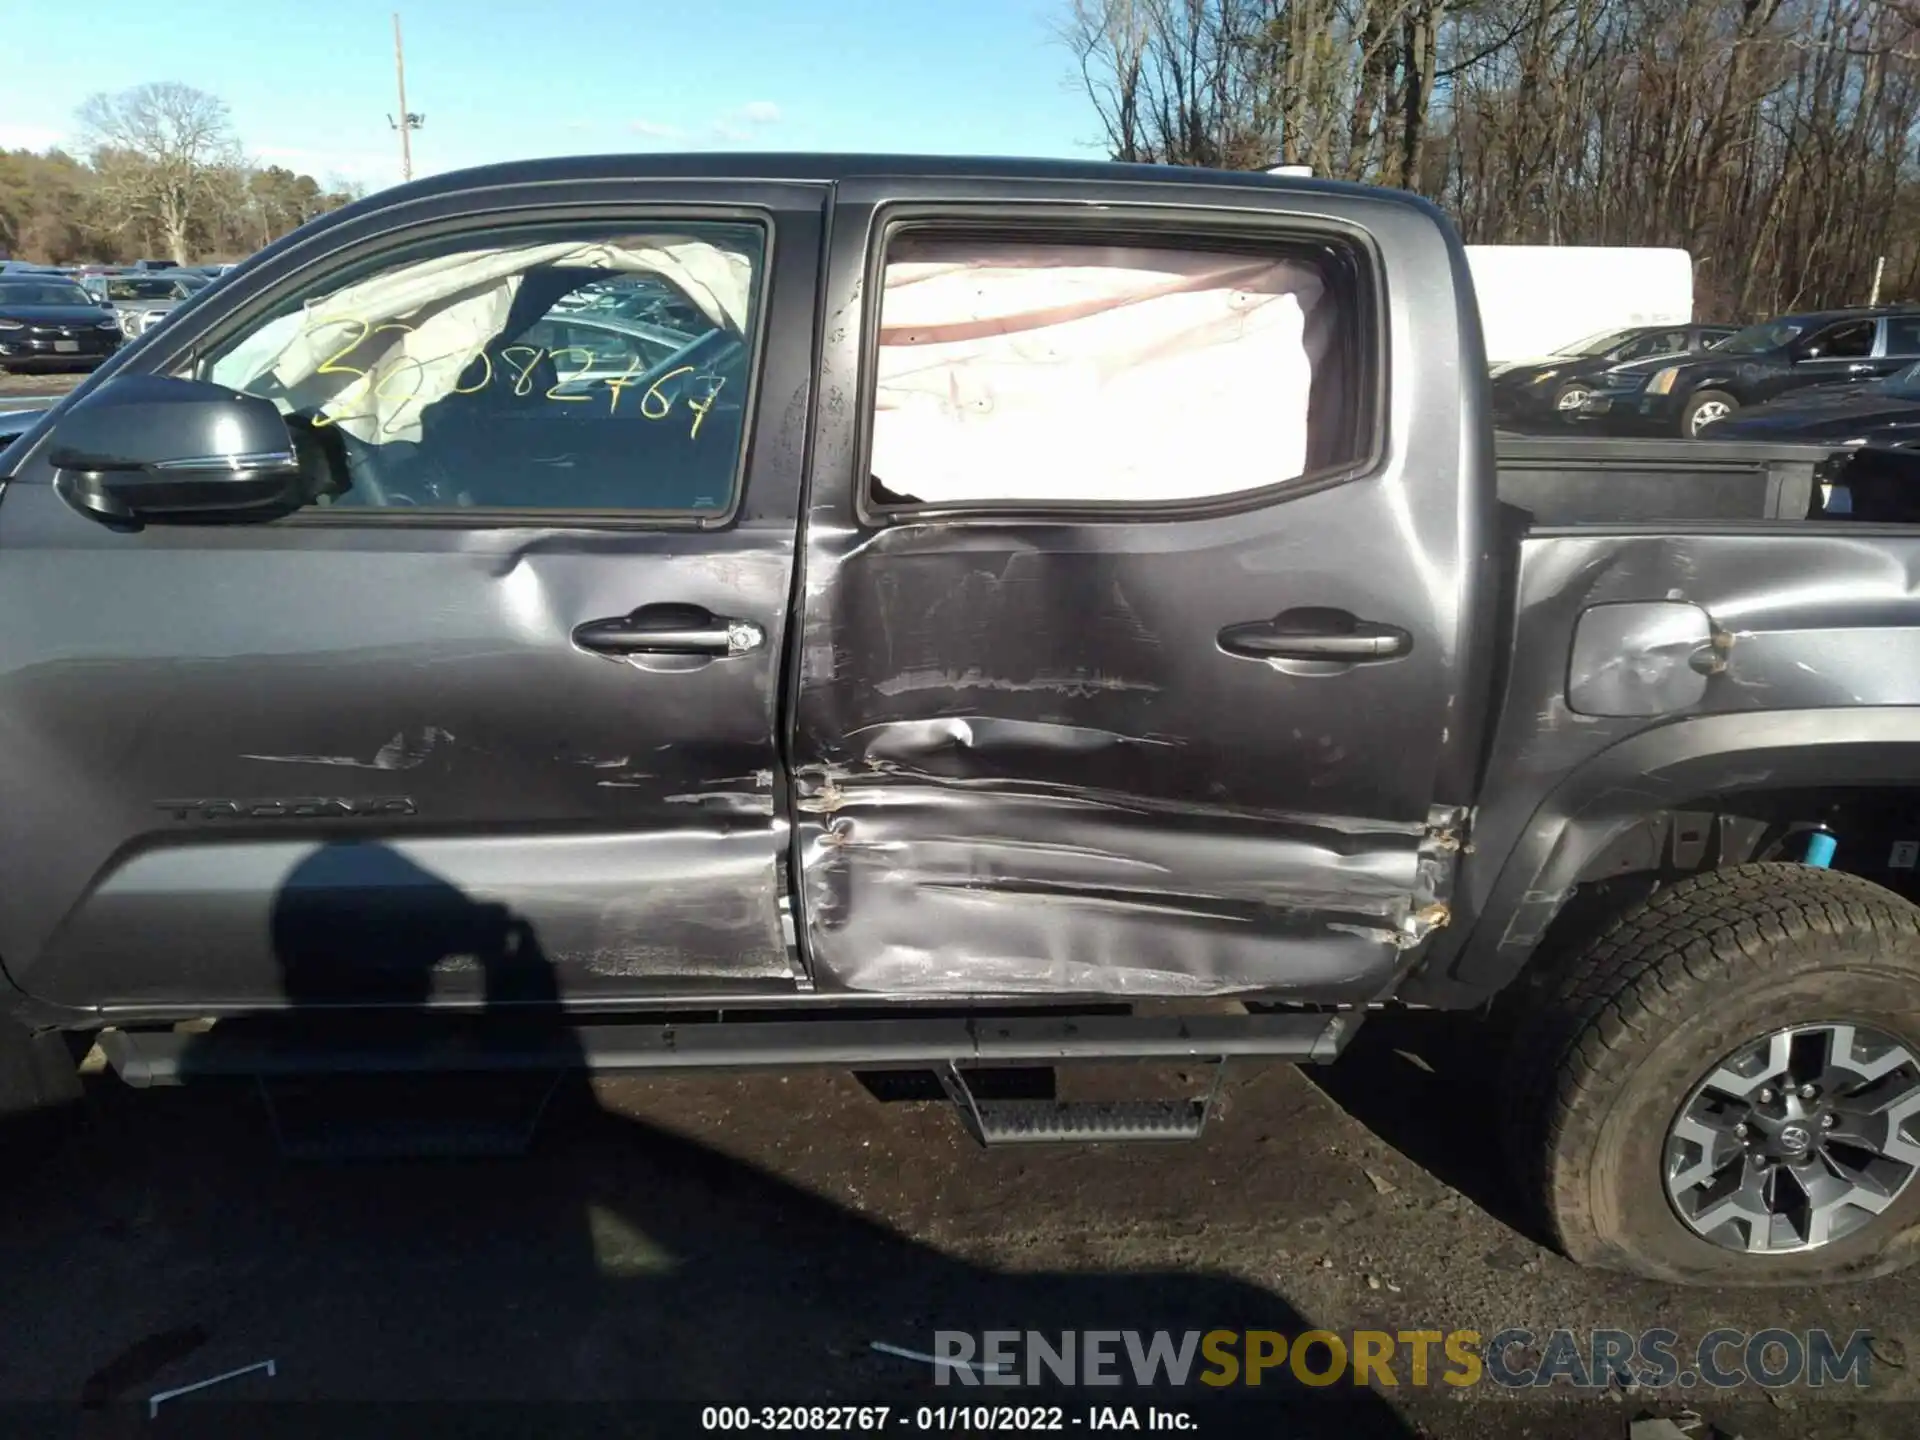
[1883,317,1920,358]
[867,236,1351,507]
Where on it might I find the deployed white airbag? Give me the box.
[211,237,754,444]
[870,240,1326,504]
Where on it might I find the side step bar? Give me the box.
[940,1061,1225,1147]
[98,1011,1361,1088]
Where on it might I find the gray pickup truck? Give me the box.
[2,156,1917,1289]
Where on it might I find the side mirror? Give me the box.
[47,375,310,525]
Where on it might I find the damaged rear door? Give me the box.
[789,176,1494,999]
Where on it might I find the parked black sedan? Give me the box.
[1709,360,1920,447]
[1577,306,1920,438]
[0,277,123,372]
[1489,323,1734,429]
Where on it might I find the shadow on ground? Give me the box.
[0,842,1432,1438]
[0,1077,1441,1438]
[1306,1008,1549,1248]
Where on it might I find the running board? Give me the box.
[940,1061,1224,1147]
[97,1011,1361,1088]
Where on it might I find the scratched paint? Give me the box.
[242,726,457,771]
[873,669,1159,698]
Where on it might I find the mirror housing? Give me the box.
[47,375,310,524]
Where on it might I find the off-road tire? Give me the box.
[1501,863,1920,1284]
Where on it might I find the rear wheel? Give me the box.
[1502,864,1920,1284]
[1682,388,1738,437]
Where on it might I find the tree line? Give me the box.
[0,83,361,267]
[1067,0,1920,319]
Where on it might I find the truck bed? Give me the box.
[1495,434,1836,525]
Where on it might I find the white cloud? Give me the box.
[0,122,73,153]
[706,102,783,146]
[628,120,684,140]
[253,145,397,187]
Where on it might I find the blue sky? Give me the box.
[0,0,1105,191]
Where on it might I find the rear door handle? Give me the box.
[1218,608,1412,662]
[572,604,765,658]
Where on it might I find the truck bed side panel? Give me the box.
[1419,523,1920,1000]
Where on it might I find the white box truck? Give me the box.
[1466,244,1694,363]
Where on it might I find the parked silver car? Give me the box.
[79,272,213,338]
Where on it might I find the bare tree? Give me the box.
[76,82,240,264]
[1065,0,1454,178]
[1063,0,1920,316]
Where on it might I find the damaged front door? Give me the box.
[0,184,825,1011]
[790,183,1486,1000]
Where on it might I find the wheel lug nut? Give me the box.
[1759,1087,1776,1104]
[1821,1114,1836,1129]
[1734,1123,1750,1139]
[1799,1084,1817,1100]
[1751,1152,1767,1166]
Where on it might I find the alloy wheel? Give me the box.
[1664,1022,1920,1253]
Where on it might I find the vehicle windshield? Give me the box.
[0,282,94,307]
[1554,328,1638,357]
[1715,319,1806,355]
[106,278,188,301]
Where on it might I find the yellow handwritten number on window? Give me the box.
[641,365,697,420]
[687,375,727,441]
[451,348,494,396]
[603,354,644,416]
[500,345,546,397]
[544,348,597,402]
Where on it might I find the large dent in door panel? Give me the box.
[795,712,1459,995]
[789,524,1465,995]
[787,182,1487,1002]
[799,785,1420,996]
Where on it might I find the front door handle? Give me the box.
[1218,608,1412,662]
[572,603,765,658]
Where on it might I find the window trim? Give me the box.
[1882,316,1920,360]
[849,203,1387,529]
[1804,317,1878,361]
[177,204,777,531]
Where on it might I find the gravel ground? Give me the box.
[0,353,1905,1434]
[1,1011,1912,1438]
